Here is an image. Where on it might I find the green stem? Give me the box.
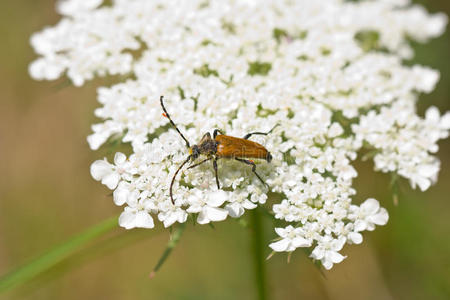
[151,222,186,278]
[0,214,119,293]
[250,207,269,300]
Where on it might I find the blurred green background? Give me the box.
[0,1,449,299]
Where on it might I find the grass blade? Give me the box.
[0,214,119,293]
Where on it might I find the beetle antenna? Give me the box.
[160,96,191,148]
[169,155,192,204]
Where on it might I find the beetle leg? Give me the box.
[213,129,224,139]
[235,158,268,187]
[187,157,212,169]
[213,157,220,189]
[243,124,279,140]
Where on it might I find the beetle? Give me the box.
[160,96,277,204]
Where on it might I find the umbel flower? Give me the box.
[30,0,449,270]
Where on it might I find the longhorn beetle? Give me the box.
[160,96,278,204]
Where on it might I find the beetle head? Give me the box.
[189,145,201,160]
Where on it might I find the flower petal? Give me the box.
[292,237,312,248]
[322,260,333,270]
[274,227,287,237]
[242,200,257,210]
[134,210,154,228]
[102,172,120,190]
[311,247,325,260]
[90,159,113,181]
[113,183,129,206]
[369,208,389,226]
[269,239,290,252]
[203,206,228,222]
[114,152,126,165]
[225,202,244,218]
[197,210,210,224]
[348,232,363,244]
[207,190,228,207]
[118,209,136,229]
[177,210,188,223]
[326,251,346,264]
[354,219,367,232]
[361,198,380,215]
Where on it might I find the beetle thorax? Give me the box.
[197,132,217,156]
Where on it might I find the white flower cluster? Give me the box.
[353,102,450,191]
[30,0,449,269]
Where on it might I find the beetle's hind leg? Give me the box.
[243,124,279,140]
[235,158,268,188]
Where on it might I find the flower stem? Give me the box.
[150,222,186,278]
[250,207,269,300]
[0,214,119,293]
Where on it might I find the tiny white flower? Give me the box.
[225,201,257,218]
[90,152,128,189]
[113,182,133,206]
[90,159,119,190]
[350,198,389,232]
[57,0,102,16]
[328,123,344,138]
[311,236,347,270]
[158,207,188,228]
[269,226,312,252]
[119,206,154,230]
[187,190,229,224]
[334,222,363,245]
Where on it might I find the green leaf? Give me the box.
[248,61,272,76]
[273,28,289,43]
[193,64,219,77]
[354,30,381,52]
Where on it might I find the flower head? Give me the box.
[30,0,448,269]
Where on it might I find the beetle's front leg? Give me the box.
[187,157,212,169]
[213,129,224,139]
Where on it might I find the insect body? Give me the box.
[160,96,277,204]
